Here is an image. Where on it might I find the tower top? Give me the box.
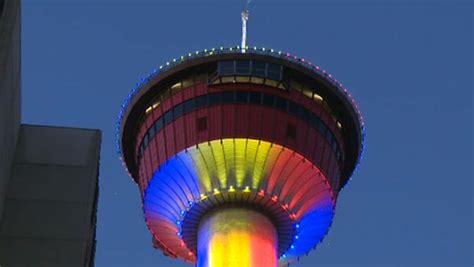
[241,7,249,53]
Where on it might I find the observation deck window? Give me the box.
[251,61,266,76]
[236,61,251,75]
[217,60,283,81]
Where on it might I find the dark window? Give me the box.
[236,91,248,103]
[310,115,320,129]
[219,61,234,75]
[296,105,305,119]
[288,102,299,115]
[155,117,163,131]
[318,122,326,136]
[262,94,275,106]
[222,91,235,103]
[149,124,156,138]
[267,63,282,80]
[195,95,208,108]
[209,93,222,105]
[143,133,150,147]
[184,98,196,113]
[249,92,261,104]
[251,61,266,76]
[236,61,251,75]
[286,123,296,139]
[140,144,145,156]
[332,139,338,153]
[300,109,310,122]
[197,117,208,132]
[174,103,184,118]
[163,110,173,124]
[275,97,287,111]
[326,130,332,144]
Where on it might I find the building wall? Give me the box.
[0,1,101,266]
[0,125,101,267]
[0,0,21,222]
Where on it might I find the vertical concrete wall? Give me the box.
[0,125,101,267]
[0,0,21,222]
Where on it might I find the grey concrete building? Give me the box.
[0,1,101,266]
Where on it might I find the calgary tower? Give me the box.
[116,5,365,267]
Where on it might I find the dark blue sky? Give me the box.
[22,1,472,266]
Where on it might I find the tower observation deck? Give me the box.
[117,47,365,267]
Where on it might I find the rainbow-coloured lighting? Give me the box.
[143,138,334,264]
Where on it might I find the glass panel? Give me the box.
[149,124,156,139]
[251,61,266,76]
[236,91,248,103]
[209,93,222,105]
[219,61,235,75]
[325,129,332,143]
[195,95,208,108]
[266,63,282,80]
[222,91,235,103]
[174,103,184,117]
[262,94,275,106]
[318,120,326,134]
[249,92,261,104]
[288,102,298,115]
[143,133,149,147]
[155,117,163,131]
[184,98,196,113]
[236,60,251,74]
[310,115,320,129]
[163,110,173,124]
[275,97,287,111]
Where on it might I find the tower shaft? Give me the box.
[197,208,278,267]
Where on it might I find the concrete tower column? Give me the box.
[197,208,278,267]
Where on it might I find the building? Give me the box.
[117,45,365,266]
[0,1,101,266]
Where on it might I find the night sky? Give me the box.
[21,1,472,266]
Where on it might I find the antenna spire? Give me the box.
[241,1,250,53]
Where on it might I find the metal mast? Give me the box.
[241,3,249,53]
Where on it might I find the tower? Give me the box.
[117,46,365,266]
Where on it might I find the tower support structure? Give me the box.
[197,208,277,267]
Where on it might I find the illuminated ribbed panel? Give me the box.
[143,138,335,264]
[197,208,277,267]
